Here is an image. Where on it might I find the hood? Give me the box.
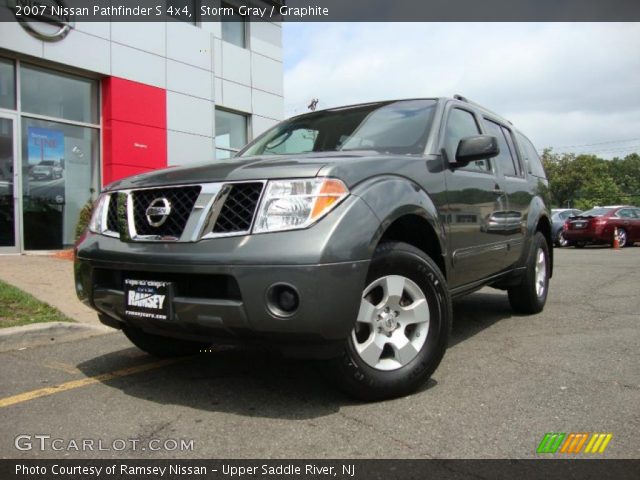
[104,151,411,191]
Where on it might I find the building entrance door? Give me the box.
[0,113,20,253]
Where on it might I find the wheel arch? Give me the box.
[353,176,448,279]
[531,203,553,278]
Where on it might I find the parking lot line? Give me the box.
[0,358,181,409]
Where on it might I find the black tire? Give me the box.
[330,241,452,401]
[555,230,568,248]
[617,228,628,248]
[508,232,550,314]
[123,326,209,357]
[574,242,585,248]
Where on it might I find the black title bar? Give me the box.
[1,0,640,22]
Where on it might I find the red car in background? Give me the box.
[563,206,640,248]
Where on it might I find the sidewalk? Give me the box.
[0,254,101,326]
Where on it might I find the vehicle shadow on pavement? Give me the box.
[450,291,514,348]
[72,292,512,417]
[76,345,366,419]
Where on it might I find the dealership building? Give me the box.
[0,6,284,252]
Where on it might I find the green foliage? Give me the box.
[542,150,639,209]
[75,199,94,242]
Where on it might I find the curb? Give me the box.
[0,322,114,353]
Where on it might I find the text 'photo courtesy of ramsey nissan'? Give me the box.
[0,1,639,479]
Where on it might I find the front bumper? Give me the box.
[75,238,369,357]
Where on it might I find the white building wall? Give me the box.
[0,13,284,168]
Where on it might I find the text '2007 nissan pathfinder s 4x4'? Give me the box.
[75,96,553,400]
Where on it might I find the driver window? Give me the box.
[264,128,318,155]
[444,108,490,172]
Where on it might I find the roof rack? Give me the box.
[453,94,513,125]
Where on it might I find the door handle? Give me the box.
[493,185,505,195]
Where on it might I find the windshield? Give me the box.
[580,207,613,217]
[239,99,437,157]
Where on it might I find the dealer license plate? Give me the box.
[124,279,172,321]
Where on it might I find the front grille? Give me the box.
[106,195,119,233]
[213,183,263,234]
[131,186,201,237]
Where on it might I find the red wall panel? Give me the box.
[102,77,167,186]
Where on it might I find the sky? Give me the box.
[282,23,640,158]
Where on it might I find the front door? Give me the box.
[441,106,509,288]
[0,113,19,253]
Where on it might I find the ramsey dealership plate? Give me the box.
[124,279,172,321]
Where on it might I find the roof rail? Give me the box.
[453,94,513,125]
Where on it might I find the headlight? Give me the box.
[88,193,109,234]
[253,178,349,233]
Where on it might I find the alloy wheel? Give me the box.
[351,275,429,371]
[534,247,547,297]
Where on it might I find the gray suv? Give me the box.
[75,96,552,400]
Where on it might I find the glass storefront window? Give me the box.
[0,58,16,110]
[215,109,247,159]
[21,118,98,249]
[20,64,98,124]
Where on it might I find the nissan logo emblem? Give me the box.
[10,0,74,42]
[145,198,172,227]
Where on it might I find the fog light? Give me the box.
[266,283,300,317]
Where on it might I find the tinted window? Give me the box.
[262,128,317,155]
[617,208,634,218]
[516,131,546,178]
[0,58,15,110]
[484,119,517,176]
[241,100,437,157]
[580,207,613,217]
[444,108,490,172]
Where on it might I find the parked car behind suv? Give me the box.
[563,206,640,248]
[75,96,553,400]
[551,209,582,247]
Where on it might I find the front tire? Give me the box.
[616,228,628,248]
[123,326,209,357]
[508,232,550,314]
[331,242,451,401]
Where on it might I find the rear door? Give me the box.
[633,209,640,241]
[616,208,637,241]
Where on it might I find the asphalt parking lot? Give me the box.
[1,247,638,459]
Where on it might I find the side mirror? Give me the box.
[453,135,499,167]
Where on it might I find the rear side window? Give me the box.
[617,208,635,218]
[483,119,518,177]
[516,132,546,179]
[444,108,490,172]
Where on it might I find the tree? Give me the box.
[541,150,637,209]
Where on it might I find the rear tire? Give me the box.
[555,230,568,247]
[508,232,550,314]
[123,326,209,357]
[331,241,451,401]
